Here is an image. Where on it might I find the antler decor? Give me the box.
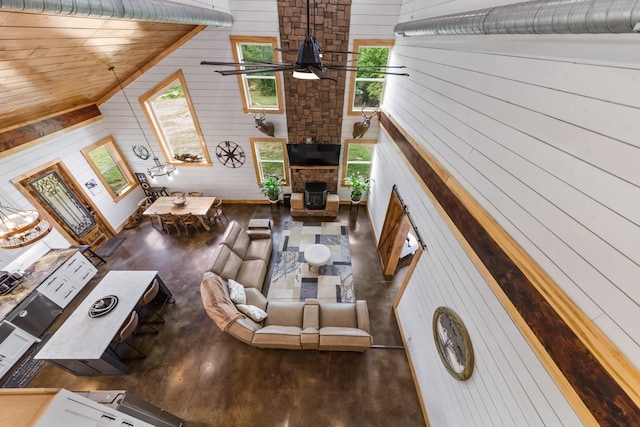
[249,111,275,137]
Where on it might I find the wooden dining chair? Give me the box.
[208,198,228,225]
[170,191,185,197]
[158,213,181,235]
[178,213,200,236]
[188,191,204,197]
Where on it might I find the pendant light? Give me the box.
[109,67,177,180]
[0,202,51,249]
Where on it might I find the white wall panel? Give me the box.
[100,1,291,203]
[369,133,581,426]
[380,9,640,422]
[0,120,142,267]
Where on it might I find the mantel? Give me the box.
[290,165,339,170]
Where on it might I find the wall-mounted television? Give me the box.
[286,144,341,167]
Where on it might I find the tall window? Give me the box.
[342,139,376,185]
[250,138,289,185]
[140,70,211,166]
[230,36,284,114]
[81,137,137,201]
[348,40,394,114]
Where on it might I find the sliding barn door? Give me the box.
[377,190,411,275]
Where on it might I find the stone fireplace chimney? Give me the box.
[277,0,352,193]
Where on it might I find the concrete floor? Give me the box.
[28,203,426,426]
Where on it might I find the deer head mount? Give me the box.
[353,106,380,139]
[249,112,275,137]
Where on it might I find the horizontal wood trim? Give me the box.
[289,165,340,170]
[0,105,102,157]
[380,110,640,426]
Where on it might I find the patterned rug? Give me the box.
[268,221,354,303]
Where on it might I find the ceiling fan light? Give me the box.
[293,70,319,80]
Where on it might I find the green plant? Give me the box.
[259,174,284,200]
[347,174,370,201]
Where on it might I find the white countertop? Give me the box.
[35,270,158,360]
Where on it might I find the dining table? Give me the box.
[142,196,216,231]
[35,270,171,375]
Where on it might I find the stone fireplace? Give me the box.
[290,166,338,194]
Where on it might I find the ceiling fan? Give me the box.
[200,0,408,82]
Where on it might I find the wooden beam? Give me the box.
[0,105,102,158]
[380,110,640,426]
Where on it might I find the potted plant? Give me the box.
[259,174,284,202]
[347,174,370,203]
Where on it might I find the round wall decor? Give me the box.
[216,141,245,168]
[433,307,474,381]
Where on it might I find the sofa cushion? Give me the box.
[220,221,250,259]
[237,304,268,322]
[319,303,358,328]
[228,279,246,304]
[236,259,267,290]
[265,302,305,327]
[319,327,372,351]
[245,238,272,261]
[245,288,267,310]
[206,245,243,281]
[253,326,302,349]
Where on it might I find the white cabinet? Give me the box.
[38,251,97,308]
[35,389,156,427]
[0,323,37,378]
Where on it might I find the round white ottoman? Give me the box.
[304,244,331,273]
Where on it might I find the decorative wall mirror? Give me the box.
[433,306,474,381]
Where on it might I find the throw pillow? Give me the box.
[237,304,268,322]
[227,279,246,305]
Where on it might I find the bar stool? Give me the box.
[138,279,167,325]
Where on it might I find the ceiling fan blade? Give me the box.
[243,58,287,66]
[201,61,247,66]
[321,50,360,55]
[309,66,337,82]
[217,65,298,76]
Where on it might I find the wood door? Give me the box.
[12,160,115,249]
[377,190,411,275]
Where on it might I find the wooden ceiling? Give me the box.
[0,11,200,132]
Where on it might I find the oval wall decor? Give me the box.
[433,306,474,381]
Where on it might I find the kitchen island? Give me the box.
[36,270,172,375]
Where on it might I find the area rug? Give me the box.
[268,221,354,303]
[95,237,126,257]
[1,333,51,388]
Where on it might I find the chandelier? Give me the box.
[109,67,177,180]
[0,204,52,249]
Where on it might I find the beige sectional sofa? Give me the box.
[201,274,373,351]
[200,220,373,352]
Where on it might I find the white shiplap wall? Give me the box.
[0,120,143,268]
[338,0,402,201]
[100,0,290,201]
[373,1,640,424]
[369,133,582,426]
